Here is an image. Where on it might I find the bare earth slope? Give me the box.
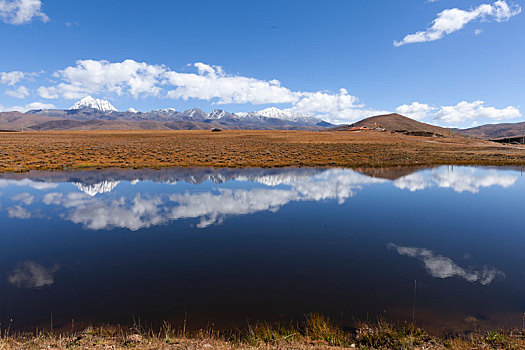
[0,112,64,131]
[329,113,452,137]
[0,130,524,172]
[28,119,229,131]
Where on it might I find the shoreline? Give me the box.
[1,130,525,173]
[1,315,523,349]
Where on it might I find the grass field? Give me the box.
[1,130,525,172]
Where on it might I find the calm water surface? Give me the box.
[0,166,524,332]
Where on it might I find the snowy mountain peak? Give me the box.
[153,108,178,114]
[237,107,317,123]
[70,96,117,112]
[127,108,138,113]
[209,109,235,119]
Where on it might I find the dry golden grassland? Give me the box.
[1,130,525,172]
[1,315,524,349]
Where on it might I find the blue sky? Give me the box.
[0,0,523,127]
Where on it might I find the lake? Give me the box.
[0,166,524,333]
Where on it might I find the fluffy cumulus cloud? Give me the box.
[289,89,386,124]
[5,85,29,98]
[166,63,299,105]
[395,100,521,127]
[0,71,27,86]
[388,243,505,285]
[0,101,55,112]
[38,59,167,100]
[395,0,521,46]
[434,100,521,124]
[395,102,436,121]
[0,0,49,25]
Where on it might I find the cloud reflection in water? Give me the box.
[0,166,521,231]
[388,243,505,285]
[8,261,60,289]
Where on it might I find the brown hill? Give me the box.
[461,121,525,140]
[329,113,453,137]
[0,112,64,131]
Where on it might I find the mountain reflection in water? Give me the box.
[0,166,519,230]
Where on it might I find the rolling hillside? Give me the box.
[461,121,525,139]
[329,113,453,137]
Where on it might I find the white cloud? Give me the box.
[394,0,521,46]
[166,63,299,105]
[396,102,436,121]
[0,0,49,25]
[5,85,29,98]
[8,261,59,288]
[0,101,55,112]
[0,71,26,86]
[395,100,521,126]
[388,243,505,285]
[289,88,386,125]
[434,100,521,124]
[39,59,169,100]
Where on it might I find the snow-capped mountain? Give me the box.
[151,108,209,120]
[70,96,118,112]
[208,109,237,119]
[127,108,138,113]
[236,107,321,124]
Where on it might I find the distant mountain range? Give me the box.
[0,96,333,131]
[1,97,525,139]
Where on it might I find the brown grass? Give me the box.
[1,315,524,349]
[1,130,525,173]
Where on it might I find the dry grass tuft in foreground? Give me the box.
[1,130,525,173]
[1,314,524,349]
